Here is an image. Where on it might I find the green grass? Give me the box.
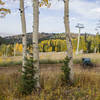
[40,59,63,64]
[0,54,99,67]
[0,59,81,67]
[0,61,22,67]
[73,59,82,64]
[0,59,96,67]
[0,60,63,67]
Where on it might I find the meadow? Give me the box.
[0,52,100,66]
[0,52,100,100]
[1,64,100,100]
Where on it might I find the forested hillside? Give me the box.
[0,33,99,56]
[0,32,95,44]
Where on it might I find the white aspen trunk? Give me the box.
[20,0,27,69]
[32,0,40,88]
[76,28,80,55]
[6,46,8,57]
[14,43,16,57]
[64,0,74,81]
[94,47,97,53]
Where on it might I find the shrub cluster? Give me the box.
[19,57,37,95]
[61,56,71,84]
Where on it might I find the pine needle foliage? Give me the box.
[19,56,37,95]
[61,56,71,84]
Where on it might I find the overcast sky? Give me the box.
[0,0,100,36]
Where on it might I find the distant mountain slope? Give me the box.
[0,32,95,44]
[0,36,11,45]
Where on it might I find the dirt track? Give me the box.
[0,64,62,75]
[0,64,100,75]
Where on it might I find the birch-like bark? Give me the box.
[33,0,40,88]
[14,42,16,57]
[20,0,27,70]
[76,28,81,55]
[64,0,74,81]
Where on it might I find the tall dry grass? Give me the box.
[0,53,100,66]
[1,66,100,100]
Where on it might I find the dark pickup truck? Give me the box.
[82,58,94,68]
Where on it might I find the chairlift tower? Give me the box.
[75,23,84,55]
[95,28,99,34]
[96,20,100,34]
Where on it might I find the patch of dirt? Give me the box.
[0,64,63,75]
[0,64,100,75]
[0,65,21,75]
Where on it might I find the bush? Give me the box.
[18,57,37,95]
[61,56,71,84]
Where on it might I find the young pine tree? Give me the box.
[19,56,37,95]
[61,56,71,84]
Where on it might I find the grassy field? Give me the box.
[0,52,100,99]
[0,52,100,67]
[0,65,100,100]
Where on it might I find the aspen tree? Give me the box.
[32,0,40,88]
[32,0,50,88]
[64,0,74,81]
[20,0,27,70]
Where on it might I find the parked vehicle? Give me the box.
[82,58,94,68]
